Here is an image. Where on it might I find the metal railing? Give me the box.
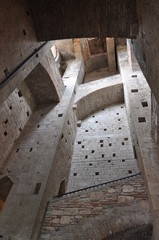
[0,41,48,88]
[53,172,141,199]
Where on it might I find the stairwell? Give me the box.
[40,46,155,240]
[40,174,151,240]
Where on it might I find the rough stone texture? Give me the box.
[104,224,153,240]
[67,103,139,191]
[74,39,84,61]
[86,53,108,74]
[0,60,84,239]
[24,62,60,105]
[0,81,36,171]
[130,0,159,105]
[84,68,114,83]
[0,0,65,108]
[39,50,65,100]
[88,38,107,55]
[118,46,159,240]
[40,176,151,240]
[151,93,159,146]
[29,0,138,40]
[106,38,116,72]
[127,40,140,72]
[55,39,75,60]
[75,75,124,120]
[0,1,57,105]
[80,38,108,75]
[80,39,91,66]
[24,49,65,104]
[0,0,41,83]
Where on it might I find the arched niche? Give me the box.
[58,180,66,196]
[24,63,60,105]
[0,176,13,212]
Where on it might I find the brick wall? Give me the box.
[130,0,159,104]
[106,38,116,72]
[0,0,42,83]
[151,93,159,148]
[0,81,36,171]
[75,75,124,120]
[29,0,138,40]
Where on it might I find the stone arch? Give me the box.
[75,81,124,120]
[24,62,60,105]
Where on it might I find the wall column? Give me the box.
[106,38,116,73]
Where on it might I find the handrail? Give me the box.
[53,172,141,199]
[0,41,48,89]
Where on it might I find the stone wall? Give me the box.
[88,38,107,55]
[75,75,124,120]
[151,93,159,149]
[130,0,159,104]
[86,53,108,74]
[106,38,116,72]
[117,46,159,240]
[0,0,41,83]
[0,60,84,239]
[0,0,59,105]
[40,175,151,240]
[0,81,36,171]
[31,60,84,239]
[67,102,139,192]
[55,39,75,60]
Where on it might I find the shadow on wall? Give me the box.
[54,39,76,77]
[24,63,60,105]
[58,180,66,196]
[88,38,107,55]
[75,83,124,120]
[0,176,13,212]
[103,224,153,240]
[0,61,60,173]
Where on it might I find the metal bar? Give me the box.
[0,41,48,89]
[53,172,141,199]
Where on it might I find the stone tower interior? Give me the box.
[0,1,159,239]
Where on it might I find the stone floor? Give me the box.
[67,103,139,192]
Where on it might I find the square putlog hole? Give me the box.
[142,101,148,107]
[131,89,138,93]
[138,117,146,123]
[18,90,23,97]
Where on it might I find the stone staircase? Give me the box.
[40,173,152,240]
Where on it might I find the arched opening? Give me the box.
[58,180,66,196]
[24,63,60,104]
[0,176,13,212]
